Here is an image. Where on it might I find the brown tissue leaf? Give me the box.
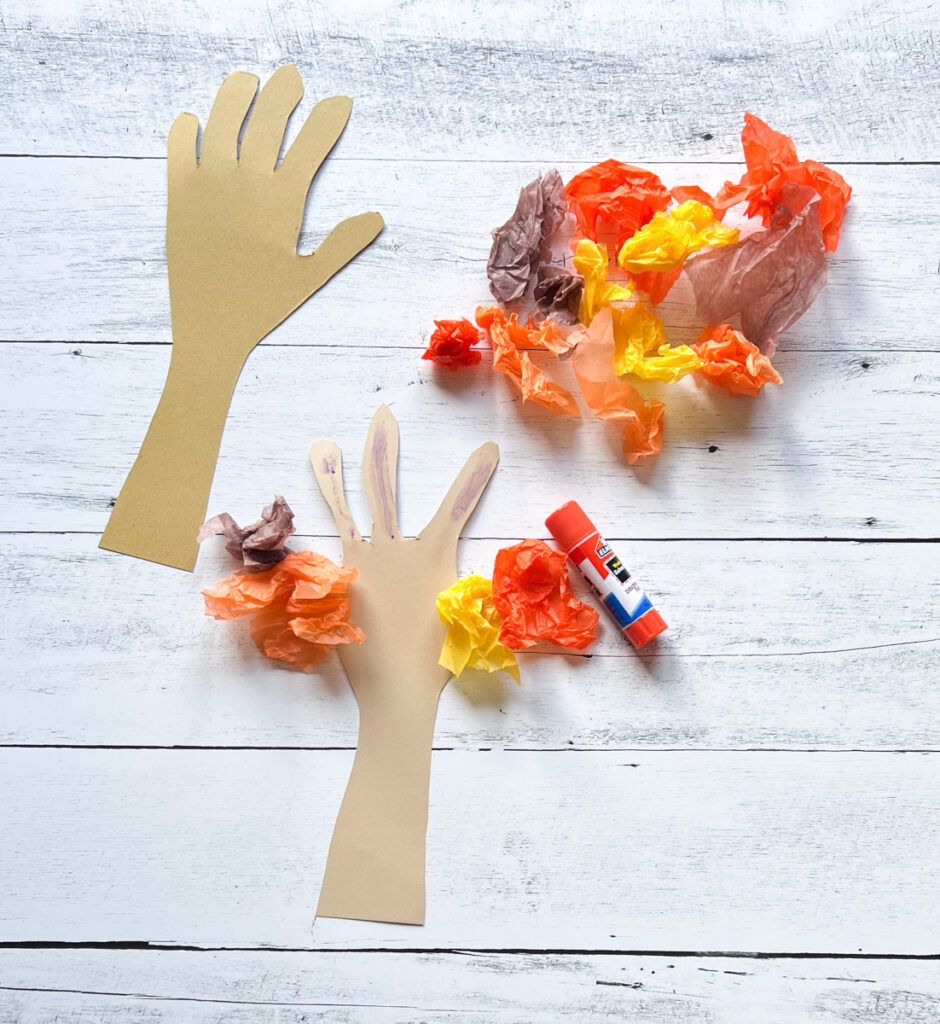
[197,494,295,571]
[487,170,568,303]
[684,184,827,356]
[534,263,584,325]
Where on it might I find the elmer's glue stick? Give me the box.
[545,501,667,649]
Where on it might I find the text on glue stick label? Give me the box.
[570,533,654,629]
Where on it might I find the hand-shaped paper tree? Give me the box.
[101,66,384,571]
[309,406,498,924]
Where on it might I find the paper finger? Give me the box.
[278,95,352,189]
[298,211,384,296]
[239,64,303,174]
[420,441,499,544]
[167,112,198,188]
[200,71,259,166]
[362,404,400,543]
[309,440,362,544]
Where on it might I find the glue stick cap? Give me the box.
[624,608,668,648]
[545,500,595,553]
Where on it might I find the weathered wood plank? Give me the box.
[2,0,937,1009]
[0,748,937,952]
[2,949,939,1023]
[0,157,934,352]
[1,0,936,161]
[0,342,936,537]
[2,534,937,750]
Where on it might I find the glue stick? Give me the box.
[545,501,667,648]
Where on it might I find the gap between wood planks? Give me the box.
[3,152,940,165]
[2,745,939,752]
[2,531,938,543]
[0,941,938,959]
[14,341,940,354]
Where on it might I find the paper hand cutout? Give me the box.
[101,65,384,571]
[309,405,499,925]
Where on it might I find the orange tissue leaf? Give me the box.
[493,539,599,651]
[476,306,581,417]
[715,112,852,252]
[248,605,335,672]
[564,160,672,248]
[694,323,783,397]
[421,318,483,370]
[201,564,295,619]
[571,306,665,463]
[202,550,364,671]
[670,184,722,214]
[628,266,683,306]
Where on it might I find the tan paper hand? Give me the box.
[309,405,499,925]
[101,65,384,572]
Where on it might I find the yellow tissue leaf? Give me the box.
[572,238,634,324]
[617,200,739,274]
[634,344,703,382]
[612,304,665,374]
[612,304,703,383]
[436,575,520,683]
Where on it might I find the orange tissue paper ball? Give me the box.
[693,323,784,397]
[492,538,599,651]
[421,318,484,370]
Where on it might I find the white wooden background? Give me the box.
[1,0,938,1020]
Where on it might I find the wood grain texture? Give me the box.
[0,157,937,352]
[1,342,936,538]
[1,0,937,162]
[0,748,938,952]
[2,0,939,1009]
[2,949,940,1023]
[3,535,938,750]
